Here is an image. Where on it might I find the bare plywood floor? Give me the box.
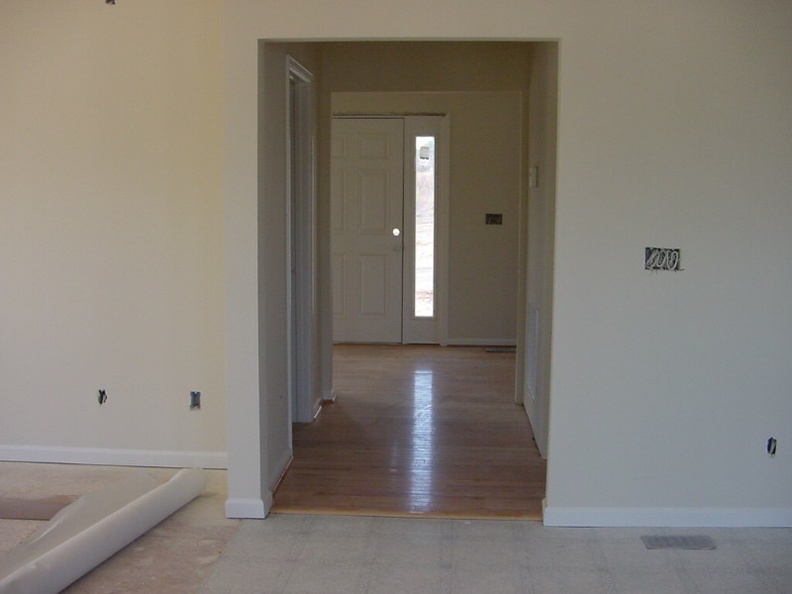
[271,345,546,519]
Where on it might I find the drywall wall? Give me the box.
[332,91,522,344]
[0,1,225,467]
[226,0,792,525]
[544,2,792,526]
[320,42,530,93]
[520,42,558,458]
[226,40,324,517]
[259,41,323,496]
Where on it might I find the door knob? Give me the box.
[392,228,401,237]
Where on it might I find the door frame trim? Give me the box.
[286,56,318,423]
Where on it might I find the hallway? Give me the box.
[272,345,546,519]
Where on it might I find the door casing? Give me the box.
[286,56,318,424]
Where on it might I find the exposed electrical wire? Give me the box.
[645,247,683,271]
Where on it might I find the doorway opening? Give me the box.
[250,40,558,521]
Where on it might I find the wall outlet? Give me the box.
[190,391,201,410]
[767,437,777,458]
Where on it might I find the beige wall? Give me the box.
[321,42,529,93]
[0,1,225,465]
[3,0,791,527]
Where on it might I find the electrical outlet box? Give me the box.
[645,247,682,271]
[190,391,201,410]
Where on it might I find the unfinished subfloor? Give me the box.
[3,468,792,594]
[0,463,238,593]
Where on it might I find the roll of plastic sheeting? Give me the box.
[0,468,207,594]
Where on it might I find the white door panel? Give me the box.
[332,118,404,343]
[358,253,390,316]
[330,168,347,235]
[331,253,346,317]
[358,170,391,233]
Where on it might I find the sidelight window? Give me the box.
[414,136,435,318]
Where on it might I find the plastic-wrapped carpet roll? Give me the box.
[0,468,207,594]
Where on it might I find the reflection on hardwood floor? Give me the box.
[271,345,546,519]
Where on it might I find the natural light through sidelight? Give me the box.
[414,136,436,318]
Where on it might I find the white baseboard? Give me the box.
[543,502,792,527]
[0,445,227,469]
[225,453,285,520]
[447,338,517,347]
[225,497,269,519]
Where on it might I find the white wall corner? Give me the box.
[543,503,792,528]
[225,496,270,519]
[0,445,227,469]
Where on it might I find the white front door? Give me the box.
[331,118,405,343]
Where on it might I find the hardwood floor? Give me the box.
[271,345,546,519]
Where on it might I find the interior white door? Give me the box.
[331,118,405,343]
